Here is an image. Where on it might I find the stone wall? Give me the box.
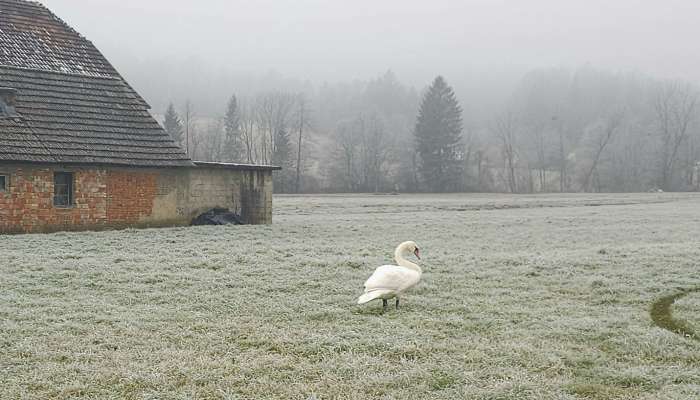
[0,164,274,234]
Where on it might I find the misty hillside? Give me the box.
[40,0,700,194]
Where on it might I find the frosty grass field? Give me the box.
[2,193,700,399]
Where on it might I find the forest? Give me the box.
[159,67,700,194]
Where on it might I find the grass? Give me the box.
[650,289,700,341]
[1,192,700,399]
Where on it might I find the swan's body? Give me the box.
[357,241,422,311]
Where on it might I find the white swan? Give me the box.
[357,241,422,312]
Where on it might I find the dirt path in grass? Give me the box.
[650,288,700,341]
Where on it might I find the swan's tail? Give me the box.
[357,291,382,304]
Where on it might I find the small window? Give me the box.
[0,88,19,118]
[0,175,7,191]
[53,172,73,207]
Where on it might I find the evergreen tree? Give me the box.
[163,102,184,147]
[414,76,464,192]
[223,94,243,162]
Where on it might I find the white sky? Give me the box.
[40,0,700,91]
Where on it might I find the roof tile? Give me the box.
[0,0,193,167]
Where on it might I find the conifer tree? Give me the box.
[414,76,464,192]
[163,102,184,147]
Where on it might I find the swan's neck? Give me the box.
[395,252,422,274]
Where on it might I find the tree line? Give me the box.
[162,67,700,193]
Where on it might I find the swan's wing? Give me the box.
[364,265,418,293]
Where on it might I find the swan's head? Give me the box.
[397,241,420,260]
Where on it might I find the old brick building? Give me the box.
[0,0,279,234]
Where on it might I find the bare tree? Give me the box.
[239,99,256,164]
[254,92,296,166]
[294,94,312,193]
[476,149,485,190]
[654,81,698,190]
[200,118,225,162]
[682,134,700,189]
[183,100,196,159]
[335,119,359,191]
[493,112,519,193]
[223,94,243,162]
[190,125,201,160]
[530,121,550,192]
[461,125,478,190]
[360,114,392,192]
[255,94,272,165]
[552,115,569,192]
[580,111,624,192]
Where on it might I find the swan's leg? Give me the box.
[395,298,400,310]
[382,299,388,313]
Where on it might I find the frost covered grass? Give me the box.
[2,193,700,399]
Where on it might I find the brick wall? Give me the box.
[0,164,274,234]
[106,171,157,224]
[0,166,108,233]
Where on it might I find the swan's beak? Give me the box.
[414,248,421,260]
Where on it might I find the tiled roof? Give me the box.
[0,0,193,167]
[0,67,192,166]
[0,0,117,77]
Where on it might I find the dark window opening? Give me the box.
[0,175,6,191]
[53,172,73,207]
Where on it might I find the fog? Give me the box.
[37,0,700,194]
[44,0,700,109]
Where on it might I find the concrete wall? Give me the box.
[150,166,273,226]
[0,164,274,234]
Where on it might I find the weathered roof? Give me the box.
[0,0,193,167]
